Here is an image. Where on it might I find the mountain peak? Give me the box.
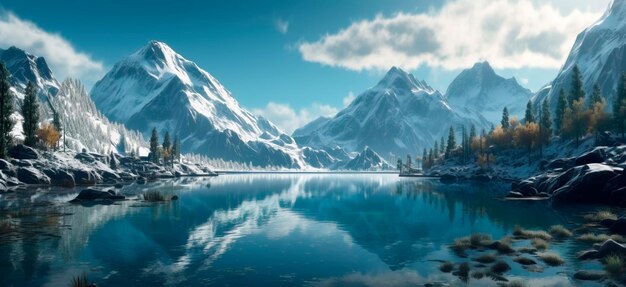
[469,61,497,77]
[133,40,180,63]
[377,66,433,92]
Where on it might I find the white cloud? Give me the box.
[343,92,356,107]
[298,0,606,71]
[0,12,104,86]
[252,102,338,134]
[520,78,530,85]
[273,18,289,34]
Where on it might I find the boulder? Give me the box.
[578,239,626,260]
[114,183,124,189]
[69,188,125,203]
[10,159,32,167]
[575,147,607,165]
[512,180,538,196]
[72,169,102,185]
[573,270,606,281]
[505,191,524,198]
[551,164,620,205]
[0,159,13,171]
[545,158,575,170]
[98,169,120,181]
[42,168,75,187]
[16,167,51,185]
[8,144,39,160]
[74,153,96,163]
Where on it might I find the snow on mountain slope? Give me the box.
[446,62,532,123]
[0,46,148,154]
[341,147,390,171]
[90,41,310,168]
[294,67,490,160]
[52,79,147,155]
[533,0,626,109]
[292,116,330,138]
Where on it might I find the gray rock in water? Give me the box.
[578,239,626,260]
[573,270,606,281]
[8,144,39,160]
[17,167,50,185]
[69,188,125,203]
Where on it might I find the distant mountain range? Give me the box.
[2,0,625,170]
[293,66,491,160]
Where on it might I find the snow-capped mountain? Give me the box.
[293,67,490,160]
[0,46,60,100]
[90,41,310,168]
[446,62,532,123]
[52,79,147,155]
[0,46,147,154]
[341,147,390,171]
[533,0,626,109]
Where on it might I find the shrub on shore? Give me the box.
[531,238,549,250]
[577,233,625,244]
[549,225,573,238]
[439,261,454,273]
[71,273,89,287]
[513,226,552,240]
[604,254,624,275]
[584,210,617,222]
[538,252,564,266]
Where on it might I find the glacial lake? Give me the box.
[0,174,614,286]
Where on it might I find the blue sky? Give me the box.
[0,0,612,133]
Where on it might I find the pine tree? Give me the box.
[150,127,159,163]
[22,81,39,147]
[162,131,171,167]
[171,135,180,163]
[440,136,445,154]
[591,83,602,106]
[422,148,428,169]
[445,126,456,157]
[0,62,14,158]
[428,148,434,168]
[52,111,61,151]
[555,88,568,135]
[569,64,585,107]
[469,125,476,142]
[524,100,535,123]
[614,73,626,139]
[501,107,510,129]
[539,99,552,157]
[433,141,439,157]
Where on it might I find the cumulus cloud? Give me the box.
[343,92,356,107]
[298,0,605,71]
[252,102,338,134]
[273,18,289,34]
[0,12,104,86]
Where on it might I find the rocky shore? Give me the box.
[0,144,217,192]
[507,145,626,207]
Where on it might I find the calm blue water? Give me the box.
[0,174,609,286]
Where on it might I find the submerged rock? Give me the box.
[69,188,125,203]
[578,239,626,260]
[573,270,606,281]
[72,169,102,185]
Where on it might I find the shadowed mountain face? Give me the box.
[534,0,626,110]
[0,46,59,100]
[90,41,312,168]
[446,61,532,123]
[293,67,490,160]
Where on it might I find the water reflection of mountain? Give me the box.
[0,175,593,286]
